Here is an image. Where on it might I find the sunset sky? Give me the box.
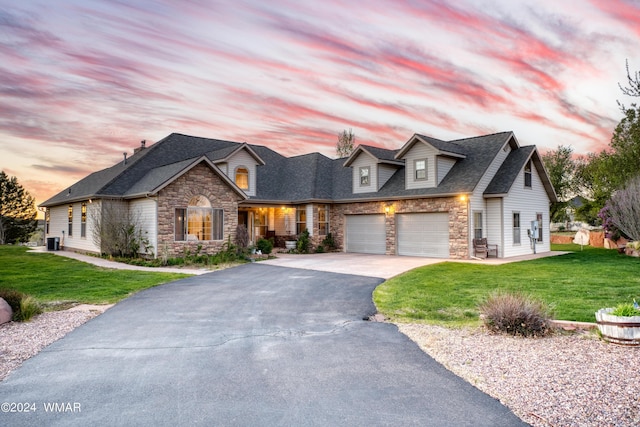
[1,0,639,210]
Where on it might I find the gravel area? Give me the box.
[399,323,640,427]
[0,306,109,381]
[3,310,639,426]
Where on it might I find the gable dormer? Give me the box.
[209,143,265,197]
[394,134,466,190]
[344,145,403,194]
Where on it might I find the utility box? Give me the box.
[47,237,60,251]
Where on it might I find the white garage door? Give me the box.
[397,213,450,258]
[345,214,386,254]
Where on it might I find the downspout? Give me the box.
[145,193,159,259]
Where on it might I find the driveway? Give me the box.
[0,264,525,426]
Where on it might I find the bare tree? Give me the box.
[336,128,355,158]
[606,175,640,241]
[619,59,640,100]
[91,200,152,257]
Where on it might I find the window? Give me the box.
[415,159,427,180]
[473,212,483,240]
[68,205,73,236]
[174,195,223,241]
[235,167,249,190]
[318,205,329,235]
[513,212,521,244]
[359,166,370,186]
[536,213,543,242]
[524,160,532,188]
[256,210,267,237]
[296,206,307,234]
[45,209,50,234]
[81,203,87,238]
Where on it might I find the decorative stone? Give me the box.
[573,229,590,246]
[0,298,12,324]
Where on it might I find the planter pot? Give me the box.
[285,241,296,250]
[595,308,640,346]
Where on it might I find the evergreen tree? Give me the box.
[0,171,37,244]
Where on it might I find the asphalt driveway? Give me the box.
[0,264,526,426]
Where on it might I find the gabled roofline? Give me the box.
[394,134,466,160]
[126,156,248,200]
[343,145,404,167]
[213,142,266,166]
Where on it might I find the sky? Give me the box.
[1,0,639,211]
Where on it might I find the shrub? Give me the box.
[479,292,553,337]
[256,238,273,255]
[0,288,42,322]
[321,233,337,251]
[15,295,42,322]
[297,229,311,253]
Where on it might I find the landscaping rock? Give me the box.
[573,229,590,245]
[0,298,12,325]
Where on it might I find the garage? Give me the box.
[397,212,450,258]
[345,214,386,254]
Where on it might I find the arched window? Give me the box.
[235,167,249,190]
[175,195,223,241]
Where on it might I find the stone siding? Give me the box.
[156,163,243,258]
[330,197,469,258]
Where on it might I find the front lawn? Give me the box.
[374,244,640,325]
[0,246,190,308]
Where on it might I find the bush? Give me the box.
[479,292,553,337]
[256,238,273,255]
[297,229,311,253]
[0,288,42,322]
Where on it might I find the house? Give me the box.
[40,131,557,259]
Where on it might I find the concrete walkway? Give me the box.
[263,251,570,279]
[32,247,570,279]
[29,248,211,275]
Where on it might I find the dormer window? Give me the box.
[524,160,532,188]
[359,166,370,186]
[235,166,249,190]
[415,159,427,180]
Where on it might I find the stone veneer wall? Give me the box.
[329,197,469,259]
[156,163,243,258]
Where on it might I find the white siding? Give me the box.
[501,163,552,257]
[436,156,456,184]
[467,143,510,255]
[403,142,438,189]
[227,149,257,196]
[46,205,68,242]
[351,153,378,194]
[129,198,157,257]
[305,204,314,235]
[377,164,397,190]
[486,198,503,257]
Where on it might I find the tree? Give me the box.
[606,175,640,241]
[619,59,640,100]
[573,61,640,224]
[0,171,37,244]
[336,128,355,158]
[541,145,575,223]
[91,200,151,257]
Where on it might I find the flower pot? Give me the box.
[285,241,296,250]
[595,308,640,346]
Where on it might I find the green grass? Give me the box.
[374,244,640,326]
[0,246,190,308]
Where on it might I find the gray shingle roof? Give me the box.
[41,130,554,207]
